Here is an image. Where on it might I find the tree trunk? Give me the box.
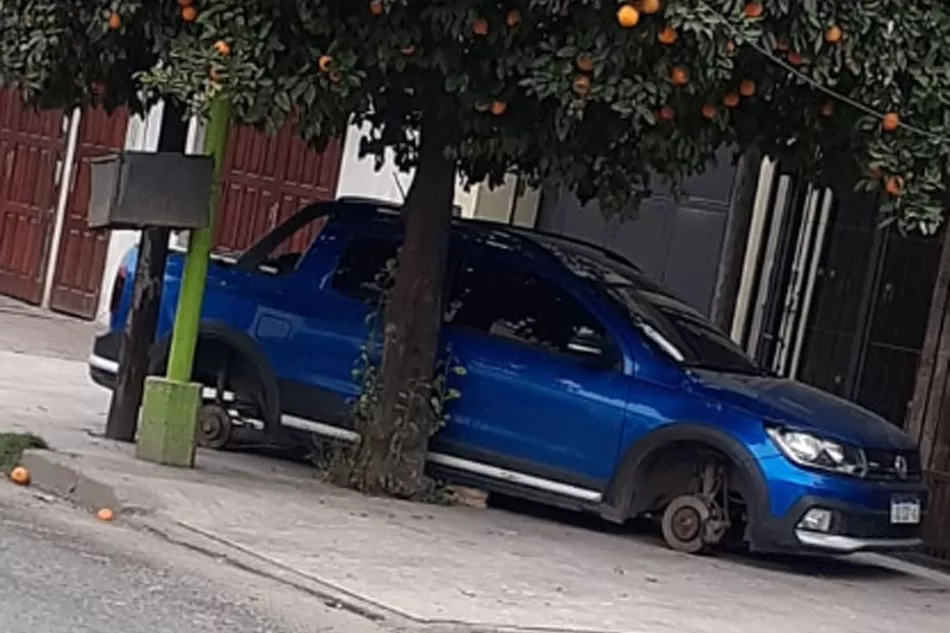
[348,121,457,497]
[105,227,170,441]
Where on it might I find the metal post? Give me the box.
[164,97,230,382]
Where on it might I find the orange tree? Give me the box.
[3,0,949,496]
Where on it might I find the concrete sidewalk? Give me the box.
[2,344,950,633]
[0,296,97,362]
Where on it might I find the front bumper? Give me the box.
[753,494,926,554]
[88,331,122,389]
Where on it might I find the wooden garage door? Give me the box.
[48,107,128,319]
[215,121,343,252]
[0,89,65,304]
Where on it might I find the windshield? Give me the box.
[538,239,762,375]
[608,285,761,375]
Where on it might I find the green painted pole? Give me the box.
[165,97,231,382]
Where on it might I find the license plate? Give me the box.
[890,496,921,524]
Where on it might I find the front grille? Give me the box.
[836,512,921,540]
[864,449,922,482]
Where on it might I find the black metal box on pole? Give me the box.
[88,151,213,230]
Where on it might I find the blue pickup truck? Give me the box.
[89,198,926,555]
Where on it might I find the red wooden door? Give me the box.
[215,121,342,251]
[48,107,128,319]
[0,89,65,304]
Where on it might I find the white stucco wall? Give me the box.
[335,122,413,204]
[334,122,484,218]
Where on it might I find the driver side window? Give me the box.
[445,256,612,359]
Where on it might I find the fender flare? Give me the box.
[603,423,770,523]
[150,321,282,430]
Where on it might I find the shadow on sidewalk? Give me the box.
[486,492,912,581]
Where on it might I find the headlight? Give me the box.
[766,427,867,477]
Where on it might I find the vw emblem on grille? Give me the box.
[894,455,909,480]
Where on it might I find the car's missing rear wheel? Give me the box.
[197,403,233,450]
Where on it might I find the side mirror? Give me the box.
[567,333,617,366]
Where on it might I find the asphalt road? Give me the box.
[0,485,388,633]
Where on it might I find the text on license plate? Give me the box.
[890,496,921,524]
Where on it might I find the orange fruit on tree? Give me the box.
[181,5,198,21]
[885,176,904,196]
[616,4,640,28]
[369,0,384,16]
[214,40,231,57]
[96,508,115,522]
[177,0,193,6]
[400,45,415,56]
[107,11,121,30]
[670,66,688,86]
[820,101,835,117]
[640,0,661,15]
[317,55,333,72]
[491,100,507,116]
[743,2,764,18]
[882,112,900,132]
[739,79,756,97]
[701,104,717,120]
[576,54,594,73]
[825,25,843,44]
[786,51,804,66]
[657,27,678,45]
[573,74,592,96]
[506,9,521,27]
[9,466,30,486]
[473,17,489,36]
[723,92,740,108]
[657,105,675,121]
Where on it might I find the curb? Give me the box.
[16,448,613,633]
[19,449,122,513]
[136,518,604,633]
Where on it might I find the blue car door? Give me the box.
[274,234,401,426]
[435,249,630,497]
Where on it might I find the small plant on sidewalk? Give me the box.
[0,432,47,475]
[313,255,465,501]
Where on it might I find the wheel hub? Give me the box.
[197,404,233,449]
[671,505,703,542]
[661,494,713,554]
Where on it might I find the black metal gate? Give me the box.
[792,190,943,426]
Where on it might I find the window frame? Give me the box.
[235,202,336,276]
[444,248,622,369]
